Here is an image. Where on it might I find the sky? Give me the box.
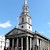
[0,0,50,38]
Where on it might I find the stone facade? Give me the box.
[5,28,50,50]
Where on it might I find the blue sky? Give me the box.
[0,0,50,38]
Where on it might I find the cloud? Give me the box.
[48,31,50,32]
[0,21,12,28]
[48,22,50,26]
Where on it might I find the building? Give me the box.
[0,36,5,50]
[0,36,9,50]
[5,0,50,50]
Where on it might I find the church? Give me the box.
[5,0,50,50]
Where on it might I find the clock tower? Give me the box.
[19,0,32,31]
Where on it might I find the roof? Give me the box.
[34,31,50,41]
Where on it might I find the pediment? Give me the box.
[5,28,25,36]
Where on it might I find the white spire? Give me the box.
[24,0,27,4]
[21,0,29,15]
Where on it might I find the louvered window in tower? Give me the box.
[28,18,30,23]
[22,18,24,23]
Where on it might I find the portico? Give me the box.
[5,29,33,50]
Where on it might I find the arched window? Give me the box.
[22,17,24,23]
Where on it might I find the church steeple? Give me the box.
[24,0,27,4]
[19,0,32,31]
[21,0,30,16]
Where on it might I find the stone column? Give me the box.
[11,39,14,50]
[26,36,29,50]
[17,38,19,50]
[21,38,23,50]
[8,39,10,50]
[30,37,32,50]
[15,38,19,50]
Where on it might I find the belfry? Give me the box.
[5,0,50,50]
